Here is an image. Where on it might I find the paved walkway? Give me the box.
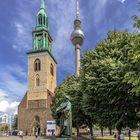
[0,136,86,140]
[0,136,51,140]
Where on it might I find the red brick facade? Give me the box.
[18,92,53,135]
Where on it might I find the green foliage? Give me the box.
[4,125,9,131]
[81,30,139,130]
[0,125,9,132]
[0,126,4,132]
[124,33,140,95]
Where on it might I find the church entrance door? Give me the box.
[32,116,41,136]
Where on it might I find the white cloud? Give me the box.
[0,64,27,115]
[0,100,19,114]
[12,44,18,50]
[15,22,24,34]
[0,66,27,98]
[92,0,108,25]
[0,88,20,114]
[118,0,126,3]
[10,101,19,109]
[0,101,9,112]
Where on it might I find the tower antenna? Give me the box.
[70,0,73,17]
[76,0,80,19]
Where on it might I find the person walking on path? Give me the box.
[35,131,38,139]
[120,132,124,140]
[128,130,131,140]
[19,130,23,140]
[115,130,120,140]
[137,131,140,140]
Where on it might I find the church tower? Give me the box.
[18,0,57,135]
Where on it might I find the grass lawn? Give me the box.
[96,136,137,140]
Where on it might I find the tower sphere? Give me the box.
[71,19,84,46]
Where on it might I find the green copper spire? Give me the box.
[40,0,45,9]
[36,0,48,30]
[31,0,52,53]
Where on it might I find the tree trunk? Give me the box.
[109,128,112,135]
[101,127,103,137]
[76,127,80,136]
[89,124,93,137]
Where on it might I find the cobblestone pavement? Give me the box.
[0,136,51,140]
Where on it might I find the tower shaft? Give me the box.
[75,44,81,75]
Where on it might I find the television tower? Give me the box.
[71,0,84,75]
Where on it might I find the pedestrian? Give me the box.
[115,130,121,140]
[138,131,140,140]
[35,131,38,139]
[25,131,28,136]
[52,129,55,136]
[19,130,23,140]
[128,130,131,140]
[120,132,124,140]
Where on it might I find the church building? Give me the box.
[18,0,57,135]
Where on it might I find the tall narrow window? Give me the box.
[34,59,41,71]
[46,18,48,27]
[50,63,54,76]
[44,16,46,25]
[40,18,42,25]
[38,14,42,25]
[36,75,40,87]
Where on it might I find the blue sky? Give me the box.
[0,0,138,114]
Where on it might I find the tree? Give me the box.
[0,125,9,132]
[81,30,139,131]
[133,2,140,29]
[4,125,9,131]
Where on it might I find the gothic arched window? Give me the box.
[50,63,54,76]
[34,59,41,71]
[35,115,40,122]
[36,74,40,87]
